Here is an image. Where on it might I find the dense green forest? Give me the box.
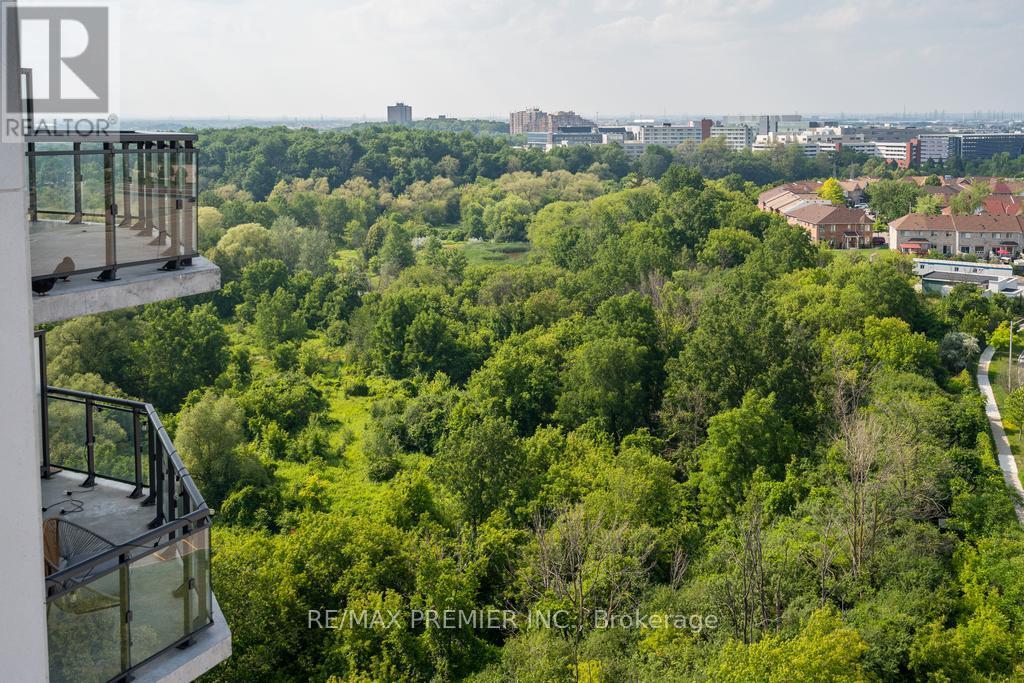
[44,127,1024,681]
[193,126,896,200]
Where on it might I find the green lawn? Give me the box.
[987,351,1024,471]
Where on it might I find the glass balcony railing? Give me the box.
[25,132,200,293]
[41,384,213,683]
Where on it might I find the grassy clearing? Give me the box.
[451,240,531,266]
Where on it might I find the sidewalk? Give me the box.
[976,346,1024,525]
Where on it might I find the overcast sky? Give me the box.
[119,0,1022,120]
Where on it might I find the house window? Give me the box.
[962,233,972,238]
[960,246,970,253]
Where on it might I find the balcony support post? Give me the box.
[82,397,96,487]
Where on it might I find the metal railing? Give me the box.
[42,386,213,683]
[26,131,200,291]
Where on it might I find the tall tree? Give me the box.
[133,302,229,411]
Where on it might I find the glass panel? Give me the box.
[47,396,87,472]
[128,528,212,666]
[29,146,112,279]
[181,147,198,256]
[79,143,107,218]
[47,567,127,683]
[27,138,199,279]
[92,406,136,482]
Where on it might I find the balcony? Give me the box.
[40,381,230,683]
[25,132,220,325]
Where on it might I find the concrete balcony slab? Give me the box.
[33,257,220,325]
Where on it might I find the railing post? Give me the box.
[148,436,165,528]
[118,552,131,674]
[83,397,96,487]
[119,142,133,226]
[182,524,195,642]
[142,416,157,507]
[37,331,51,478]
[149,141,167,249]
[138,142,155,236]
[70,142,83,224]
[129,409,144,498]
[163,141,182,262]
[166,448,178,539]
[182,140,196,263]
[95,141,118,281]
[132,143,149,234]
[27,141,38,223]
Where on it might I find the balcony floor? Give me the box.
[42,470,154,547]
[31,218,190,280]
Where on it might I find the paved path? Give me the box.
[977,346,1024,525]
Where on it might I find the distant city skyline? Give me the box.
[118,0,1022,119]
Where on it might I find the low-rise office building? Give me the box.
[919,132,1024,162]
[526,127,604,149]
[709,122,757,150]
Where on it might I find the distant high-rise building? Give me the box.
[509,108,594,135]
[387,102,413,124]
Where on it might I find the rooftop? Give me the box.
[786,204,873,225]
[891,213,1024,233]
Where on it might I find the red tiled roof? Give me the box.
[890,213,1024,233]
[785,204,872,225]
[982,196,1022,216]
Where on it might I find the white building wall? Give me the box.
[920,134,951,162]
[0,2,49,677]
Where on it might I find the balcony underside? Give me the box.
[33,254,220,325]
